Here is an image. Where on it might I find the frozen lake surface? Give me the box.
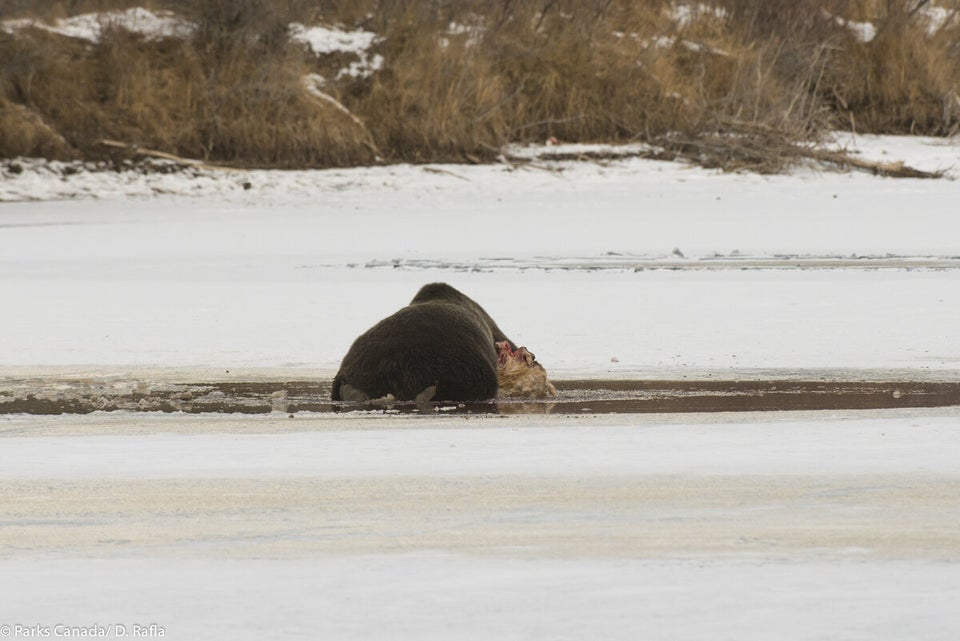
[2,409,959,640]
[3,134,960,379]
[2,136,960,639]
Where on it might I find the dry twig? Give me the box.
[96,139,242,171]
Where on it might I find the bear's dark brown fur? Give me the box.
[331,283,516,402]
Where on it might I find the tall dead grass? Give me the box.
[0,0,374,165]
[832,0,960,134]
[1,0,958,169]
[353,0,840,168]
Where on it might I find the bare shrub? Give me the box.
[722,0,960,136]
[0,0,375,166]
[354,1,693,161]
[0,98,77,158]
[827,0,960,134]
[0,29,95,158]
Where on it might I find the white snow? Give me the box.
[669,2,729,28]
[2,556,956,641]
[288,22,379,55]
[2,135,960,378]
[829,131,960,174]
[289,22,383,79]
[3,136,960,640]
[1,8,381,56]
[918,4,956,34]
[443,19,484,48]
[334,53,384,79]
[843,18,877,42]
[823,10,877,43]
[2,8,384,80]
[0,8,193,42]
[4,413,960,479]
[3,11,960,641]
[2,410,959,640]
[642,34,728,55]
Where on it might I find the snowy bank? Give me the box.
[2,15,959,641]
[2,134,958,203]
[2,134,960,379]
[2,409,960,640]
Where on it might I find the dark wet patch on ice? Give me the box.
[2,379,960,416]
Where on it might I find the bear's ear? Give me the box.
[338,384,370,402]
[411,282,458,304]
[415,385,438,403]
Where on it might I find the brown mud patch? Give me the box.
[2,379,960,416]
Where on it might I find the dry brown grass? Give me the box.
[352,1,736,161]
[722,0,960,136]
[0,98,77,158]
[1,0,958,170]
[352,0,843,169]
[829,0,960,134]
[0,0,375,166]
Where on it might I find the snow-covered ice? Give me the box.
[2,410,959,640]
[4,412,960,479]
[2,136,960,640]
[2,135,960,378]
[3,555,956,641]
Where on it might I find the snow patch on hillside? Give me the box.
[1,8,192,42]
[288,22,378,55]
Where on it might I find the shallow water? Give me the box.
[2,378,959,415]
